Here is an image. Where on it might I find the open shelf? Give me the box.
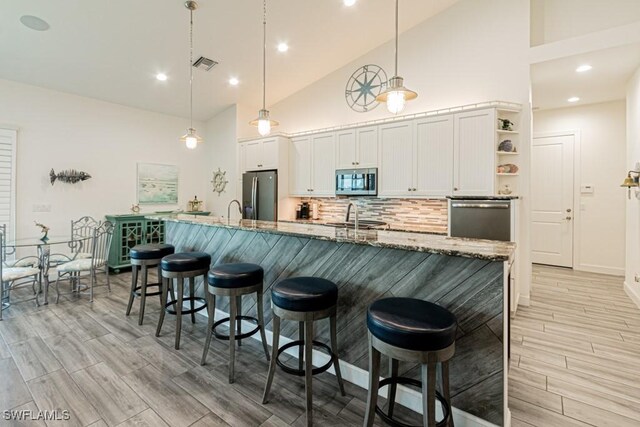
[497,130,518,134]
[496,151,519,155]
[496,173,519,176]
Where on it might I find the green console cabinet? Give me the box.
[105,212,210,272]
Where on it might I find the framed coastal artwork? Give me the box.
[137,163,179,204]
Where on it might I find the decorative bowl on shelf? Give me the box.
[498,139,514,152]
[497,163,519,174]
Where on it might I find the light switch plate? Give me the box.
[580,185,594,194]
[33,204,51,212]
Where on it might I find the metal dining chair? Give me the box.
[0,227,41,320]
[53,221,113,302]
[50,216,101,264]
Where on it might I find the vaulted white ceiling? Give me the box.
[1,0,460,121]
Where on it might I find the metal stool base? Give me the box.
[133,282,161,297]
[164,297,207,315]
[275,339,335,376]
[212,315,260,341]
[375,377,451,427]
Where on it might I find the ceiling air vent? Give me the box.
[193,56,218,71]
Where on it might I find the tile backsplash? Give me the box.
[306,197,448,233]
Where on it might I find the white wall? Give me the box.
[0,78,209,240]
[203,105,239,218]
[534,101,626,275]
[625,68,640,306]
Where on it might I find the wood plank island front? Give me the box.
[148,214,516,426]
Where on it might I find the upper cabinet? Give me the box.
[289,136,311,196]
[335,126,378,169]
[415,115,454,197]
[241,137,283,172]
[290,132,336,196]
[453,109,496,196]
[311,133,336,196]
[378,121,414,197]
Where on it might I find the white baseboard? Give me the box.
[575,264,625,277]
[518,294,530,307]
[624,281,640,309]
[212,308,499,427]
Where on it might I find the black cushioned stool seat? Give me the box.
[130,244,175,260]
[263,276,345,426]
[364,297,458,427]
[161,252,211,272]
[156,252,211,350]
[367,297,457,352]
[202,263,269,384]
[271,277,338,312]
[208,263,263,289]
[126,244,176,326]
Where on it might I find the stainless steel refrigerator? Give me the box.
[242,170,277,221]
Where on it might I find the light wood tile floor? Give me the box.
[509,265,640,427]
[2,266,639,426]
[0,272,421,427]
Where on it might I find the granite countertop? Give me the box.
[149,214,515,262]
[447,195,519,200]
[279,219,448,235]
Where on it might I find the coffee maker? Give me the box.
[300,202,310,219]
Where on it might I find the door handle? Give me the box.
[565,216,572,221]
[566,208,572,213]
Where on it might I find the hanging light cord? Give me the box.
[189,6,194,129]
[262,0,267,110]
[394,0,399,76]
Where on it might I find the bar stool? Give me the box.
[363,297,457,427]
[155,252,211,349]
[201,263,270,383]
[125,243,175,325]
[262,277,346,426]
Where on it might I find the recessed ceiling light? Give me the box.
[20,15,50,31]
[277,43,289,53]
[344,0,357,6]
[156,73,168,81]
[229,77,239,86]
[576,64,592,73]
[567,97,580,103]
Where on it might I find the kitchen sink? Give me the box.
[324,220,389,230]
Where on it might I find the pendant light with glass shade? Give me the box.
[250,0,278,136]
[375,0,417,114]
[179,1,203,149]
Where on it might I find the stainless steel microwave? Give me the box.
[335,168,377,196]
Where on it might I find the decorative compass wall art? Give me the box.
[344,64,388,113]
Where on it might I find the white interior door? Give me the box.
[531,133,574,267]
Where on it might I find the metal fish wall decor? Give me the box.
[50,169,92,185]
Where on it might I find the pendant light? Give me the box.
[375,0,417,114]
[250,0,278,136]
[179,1,203,149]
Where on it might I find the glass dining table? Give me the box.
[2,235,92,306]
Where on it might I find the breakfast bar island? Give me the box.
[149,214,515,426]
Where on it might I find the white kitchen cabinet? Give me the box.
[414,115,454,197]
[289,136,311,196]
[335,126,378,169]
[237,142,246,174]
[242,137,280,171]
[378,121,414,197]
[335,130,356,169]
[357,126,378,168]
[453,109,495,196]
[311,133,336,196]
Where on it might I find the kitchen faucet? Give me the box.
[228,199,242,221]
[346,202,359,232]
